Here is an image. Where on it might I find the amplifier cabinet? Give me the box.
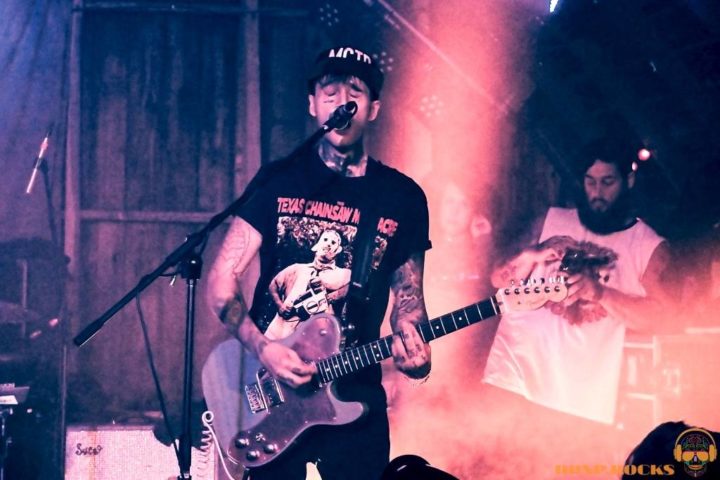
[65,424,216,480]
[620,332,720,432]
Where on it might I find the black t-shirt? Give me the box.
[235,150,431,404]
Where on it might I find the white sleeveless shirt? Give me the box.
[483,207,664,424]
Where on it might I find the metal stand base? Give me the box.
[0,408,14,480]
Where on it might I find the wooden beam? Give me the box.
[236,0,262,198]
[77,1,305,16]
[79,209,225,224]
[64,0,82,321]
[61,0,84,475]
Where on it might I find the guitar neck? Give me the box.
[315,296,501,384]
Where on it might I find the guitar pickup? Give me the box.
[245,383,267,413]
[260,377,285,408]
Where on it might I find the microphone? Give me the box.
[323,101,358,131]
[26,126,53,194]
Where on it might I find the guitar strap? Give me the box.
[342,186,381,348]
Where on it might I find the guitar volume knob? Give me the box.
[234,437,250,449]
[263,443,278,454]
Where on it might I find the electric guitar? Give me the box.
[201,278,568,475]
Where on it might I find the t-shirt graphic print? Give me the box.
[263,197,396,340]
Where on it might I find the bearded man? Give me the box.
[477,138,672,478]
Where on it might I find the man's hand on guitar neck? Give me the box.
[389,253,432,380]
[257,339,316,388]
[391,320,431,380]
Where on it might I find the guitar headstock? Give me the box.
[496,277,568,313]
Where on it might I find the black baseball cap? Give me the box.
[307,46,384,99]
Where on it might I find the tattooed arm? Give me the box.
[389,253,431,379]
[564,241,673,332]
[206,217,315,387]
[206,217,264,351]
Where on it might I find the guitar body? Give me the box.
[202,277,568,475]
[201,313,366,473]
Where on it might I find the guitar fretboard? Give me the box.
[315,296,500,384]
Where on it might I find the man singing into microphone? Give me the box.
[207,46,433,479]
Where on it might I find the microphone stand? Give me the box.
[40,158,67,480]
[72,106,355,479]
[39,158,59,247]
[26,135,67,478]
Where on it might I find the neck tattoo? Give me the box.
[318,140,367,177]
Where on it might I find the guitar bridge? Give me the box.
[245,371,285,414]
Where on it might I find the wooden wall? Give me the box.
[66,1,312,424]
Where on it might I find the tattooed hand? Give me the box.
[390,253,431,379]
[391,319,431,379]
[257,340,316,388]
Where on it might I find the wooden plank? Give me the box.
[262,11,309,161]
[197,22,236,211]
[80,209,223,224]
[62,3,84,474]
[79,1,305,16]
[124,17,160,212]
[80,14,128,210]
[236,0,261,198]
[162,17,198,212]
[65,0,83,323]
